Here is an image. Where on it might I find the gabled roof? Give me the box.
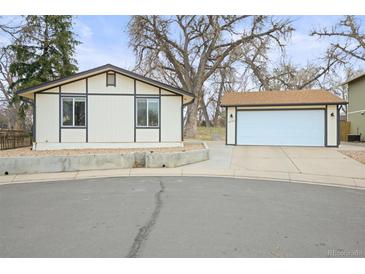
[16,64,194,102]
[343,73,365,84]
[220,90,347,107]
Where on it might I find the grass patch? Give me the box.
[196,127,225,141]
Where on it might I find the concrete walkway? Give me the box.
[1,142,365,189]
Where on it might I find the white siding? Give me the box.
[136,80,159,94]
[36,94,59,143]
[160,89,175,95]
[61,79,86,93]
[88,95,134,142]
[34,70,185,148]
[43,87,59,93]
[116,74,134,94]
[226,107,236,145]
[61,129,86,142]
[161,96,181,142]
[237,105,325,110]
[88,73,134,94]
[136,129,159,142]
[327,105,338,146]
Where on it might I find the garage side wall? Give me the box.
[326,105,339,146]
[226,107,236,145]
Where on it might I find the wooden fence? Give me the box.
[340,121,351,142]
[0,130,32,150]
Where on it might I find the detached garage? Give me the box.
[221,90,347,147]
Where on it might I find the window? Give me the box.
[106,72,116,86]
[136,98,159,127]
[62,97,86,127]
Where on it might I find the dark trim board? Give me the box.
[41,92,86,97]
[133,79,136,142]
[159,88,161,142]
[236,107,326,112]
[37,92,175,97]
[88,93,133,96]
[223,102,347,108]
[181,96,183,142]
[61,127,87,129]
[86,78,88,143]
[324,105,328,147]
[33,93,36,142]
[135,94,160,98]
[58,86,61,143]
[234,107,237,145]
[136,127,160,129]
[225,106,228,145]
[337,105,340,147]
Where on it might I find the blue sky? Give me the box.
[73,15,365,72]
[73,16,134,71]
[0,16,362,71]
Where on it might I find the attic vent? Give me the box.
[106,72,116,87]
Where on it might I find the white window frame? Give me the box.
[136,97,160,128]
[61,96,86,127]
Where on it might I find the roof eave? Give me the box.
[221,102,348,107]
[16,64,194,100]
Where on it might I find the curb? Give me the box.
[1,169,364,191]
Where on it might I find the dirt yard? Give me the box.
[340,150,365,165]
[0,142,205,157]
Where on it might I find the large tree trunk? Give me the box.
[212,76,225,126]
[200,96,211,127]
[184,99,199,138]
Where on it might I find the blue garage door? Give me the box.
[236,109,325,146]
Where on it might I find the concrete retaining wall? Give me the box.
[0,145,209,175]
[146,149,209,168]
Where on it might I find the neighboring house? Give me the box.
[17,64,194,150]
[221,90,347,147]
[345,73,365,141]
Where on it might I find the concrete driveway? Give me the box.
[186,142,365,187]
[1,176,365,258]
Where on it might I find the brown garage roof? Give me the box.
[220,90,347,107]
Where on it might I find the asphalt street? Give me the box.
[0,176,364,257]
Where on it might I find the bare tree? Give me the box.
[0,16,29,130]
[0,47,27,129]
[312,16,365,62]
[128,15,293,137]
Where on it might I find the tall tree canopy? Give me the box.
[10,15,80,89]
[128,15,293,137]
[0,15,79,129]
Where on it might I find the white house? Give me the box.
[221,90,347,147]
[17,64,194,150]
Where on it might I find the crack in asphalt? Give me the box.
[126,179,165,258]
